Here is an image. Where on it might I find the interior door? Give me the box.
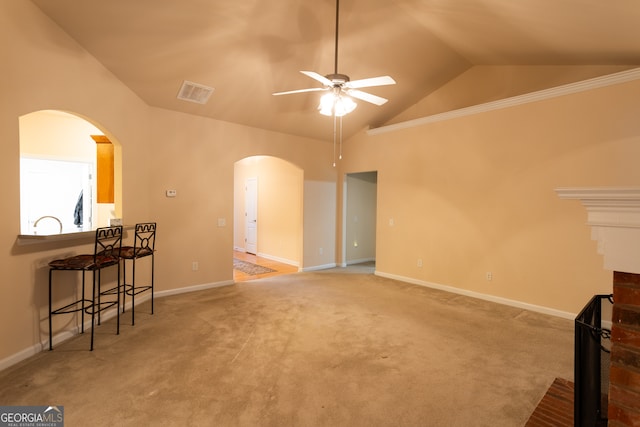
[245,177,258,254]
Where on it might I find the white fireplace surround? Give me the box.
[556,187,640,274]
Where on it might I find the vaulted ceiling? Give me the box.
[32,0,640,141]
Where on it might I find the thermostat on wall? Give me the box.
[166,189,177,197]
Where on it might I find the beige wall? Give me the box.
[340,75,640,316]
[0,1,335,368]
[234,156,303,266]
[144,109,335,293]
[302,180,337,270]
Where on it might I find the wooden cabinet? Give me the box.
[91,135,114,203]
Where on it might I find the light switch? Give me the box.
[166,189,177,197]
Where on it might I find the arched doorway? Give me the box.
[233,156,303,280]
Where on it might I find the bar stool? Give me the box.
[119,222,156,325]
[48,226,123,351]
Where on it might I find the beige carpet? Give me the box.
[0,267,573,426]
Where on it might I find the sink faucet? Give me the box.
[34,215,63,234]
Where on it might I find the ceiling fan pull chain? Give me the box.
[332,112,337,167]
[339,114,343,161]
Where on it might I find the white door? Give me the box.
[245,177,258,254]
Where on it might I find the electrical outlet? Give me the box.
[417,259,423,268]
[486,272,492,281]
[192,261,199,271]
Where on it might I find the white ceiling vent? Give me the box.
[177,80,214,104]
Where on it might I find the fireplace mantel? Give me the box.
[556,187,640,274]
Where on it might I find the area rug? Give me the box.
[233,258,276,275]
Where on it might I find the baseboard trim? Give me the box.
[375,271,576,320]
[0,341,47,372]
[155,280,235,298]
[0,299,138,372]
[234,248,300,268]
[346,257,375,265]
[3,273,575,372]
[1,281,234,372]
[255,252,299,268]
[301,263,337,272]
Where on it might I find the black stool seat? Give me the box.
[49,253,120,270]
[119,246,153,259]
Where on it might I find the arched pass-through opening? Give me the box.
[19,110,122,236]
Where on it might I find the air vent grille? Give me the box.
[177,80,214,104]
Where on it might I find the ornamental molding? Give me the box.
[368,67,640,136]
[556,187,640,274]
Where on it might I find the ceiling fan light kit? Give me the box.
[319,91,357,117]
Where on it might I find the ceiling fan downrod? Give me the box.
[333,0,340,75]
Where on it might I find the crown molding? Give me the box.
[556,187,640,274]
[368,67,640,136]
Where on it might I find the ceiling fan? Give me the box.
[272,0,396,117]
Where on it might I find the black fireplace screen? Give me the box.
[574,294,613,427]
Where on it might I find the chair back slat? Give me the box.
[134,222,156,256]
[94,226,123,261]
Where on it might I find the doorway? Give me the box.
[343,171,378,267]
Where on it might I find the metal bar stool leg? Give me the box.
[131,257,136,325]
[49,269,53,351]
[151,255,155,314]
[91,270,96,351]
[121,258,127,314]
[116,260,121,335]
[80,271,85,333]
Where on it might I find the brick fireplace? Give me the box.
[610,271,640,426]
[557,188,640,426]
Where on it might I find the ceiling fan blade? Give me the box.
[300,71,334,87]
[346,89,388,106]
[346,76,396,89]
[273,87,327,96]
